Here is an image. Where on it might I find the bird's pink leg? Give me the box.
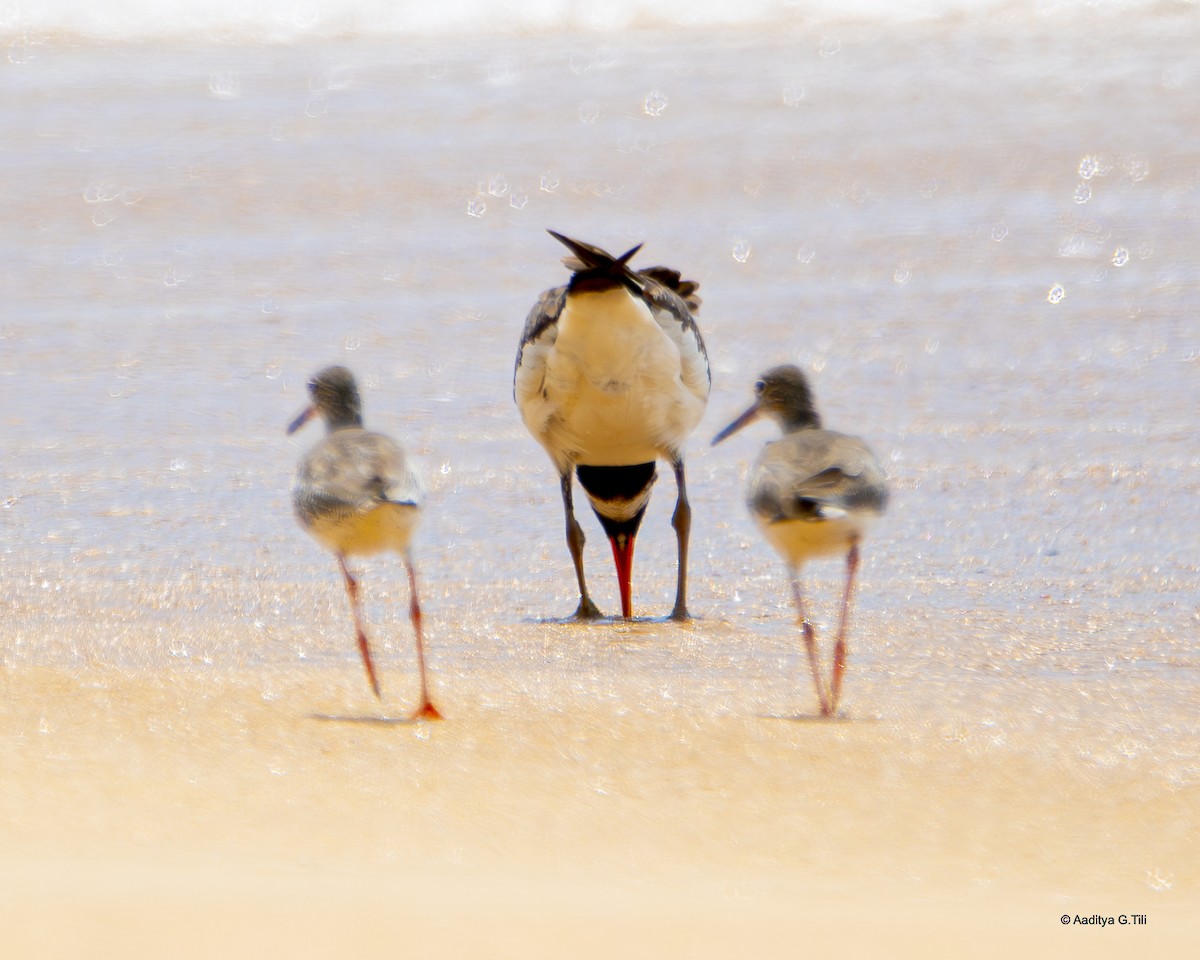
[405,554,442,721]
[791,574,831,717]
[829,541,861,715]
[338,555,381,700]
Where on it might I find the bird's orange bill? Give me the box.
[608,532,637,619]
[287,404,316,435]
[711,402,762,445]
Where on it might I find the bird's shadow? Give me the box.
[306,712,424,726]
[757,712,882,724]
[525,613,704,626]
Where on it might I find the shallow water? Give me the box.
[3,11,1198,752]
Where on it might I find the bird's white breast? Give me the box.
[518,288,708,469]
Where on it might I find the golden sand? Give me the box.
[1,656,1195,957]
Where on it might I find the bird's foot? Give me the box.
[667,604,694,622]
[411,700,443,722]
[568,598,605,621]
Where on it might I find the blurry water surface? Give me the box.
[2,5,1197,760]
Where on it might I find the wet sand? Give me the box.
[3,9,1199,956]
[2,658,1197,957]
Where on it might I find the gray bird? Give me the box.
[713,365,887,716]
[288,365,441,720]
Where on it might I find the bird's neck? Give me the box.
[779,408,822,433]
[561,286,651,328]
[325,410,364,432]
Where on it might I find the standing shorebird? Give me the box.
[287,365,441,720]
[515,230,710,621]
[712,365,887,717]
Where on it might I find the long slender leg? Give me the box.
[791,573,831,717]
[404,553,442,721]
[338,555,381,699]
[668,456,692,621]
[828,541,861,715]
[561,470,602,620]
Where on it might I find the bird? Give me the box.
[287,365,441,721]
[514,230,710,621]
[712,365,887,717]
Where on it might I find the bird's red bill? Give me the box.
[609,533,637,619]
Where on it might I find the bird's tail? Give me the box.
[548,230,644,297]
[638,266,702,314]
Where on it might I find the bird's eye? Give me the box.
[754,379,766,394]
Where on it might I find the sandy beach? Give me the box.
[2,657,1196,956]
[3,4,1198,955]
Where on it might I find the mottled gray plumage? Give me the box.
[287,365,440,719]
[293,428,421,548]
[713,364,887,717]
[747,430,888,528]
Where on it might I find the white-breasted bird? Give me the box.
[713,365,887,716]
[288,365,441,720]
[515,231,710,620]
